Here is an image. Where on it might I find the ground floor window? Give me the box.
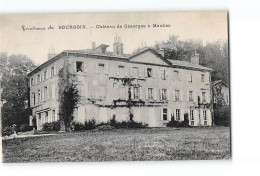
[203,110,207,126]
[176,109,180,120]
[52,110,55,121]
[162,108,167,120]
[190,110,194,126]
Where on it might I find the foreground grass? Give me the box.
[2,127,231,162]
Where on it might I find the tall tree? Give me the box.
[1,53,36,128]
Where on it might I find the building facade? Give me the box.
[212,80,229,106]
[28,41,213,130]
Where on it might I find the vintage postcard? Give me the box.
[0,11,230,162]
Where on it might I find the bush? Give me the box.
[72,122,85,131]
[42,122,60,131]
[109,115,148,129]
[19,123,33,132]
[84,119,96,130]
[214,105,230,126]
[167,114,190,128]
[2,126,14,136]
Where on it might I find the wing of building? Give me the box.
[28,40,213,130]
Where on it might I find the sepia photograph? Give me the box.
[0,11,230,163]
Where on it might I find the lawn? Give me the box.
[2,127,231,162]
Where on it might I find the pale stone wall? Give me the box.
[30,50,212,130]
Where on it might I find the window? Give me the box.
[52,110,56,122]
[162,89,167,100]
[175,90,180,101]
[44,70,47,81]
[176,109,180,121]
[147,68,152,78]
[37,90,41,103]
[203,110,207,126]
[45,111,48,123]
[44,86,48,101]
[162,108,167,121]
[99,85,106,98]
[201,74,205,82]
[37,74,40,84]
[133,67,139,77]
[118,65,125,76]
[188,73,192,82]
[98,63,105,75]
[202,92,206,102]
[174,71,179,80]
[203,110,207,120]
[31,92,35,106]
[190,110,194,120]
[119,87,125,99]
[76,62,83,72]
[31,78,34,87]
[148,88,154,99]
[226,95,229,104]
[134,87,140,99]
[51,67,55,77]
[189,91,193,101]
[161,70,166,80]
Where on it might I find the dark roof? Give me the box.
[212,80,229,87]
[167,59,212,71]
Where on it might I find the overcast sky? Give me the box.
[0,11,228,65]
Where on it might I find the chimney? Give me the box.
[191,51,199,65]
[113,36,124,55]
[92,42,96,50]
[157,49,165,57]
[48,46,56,60]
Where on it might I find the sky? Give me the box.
[0,11,228,65]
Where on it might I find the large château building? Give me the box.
[28,38,213,130]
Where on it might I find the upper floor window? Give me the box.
[188,73,192,82]
[31,78,34,87]
[44,86,48,101]
[189,91,193,101]
[119,87,126,99]
[99,85,106,98]
[51,67,55,77]
[147,68,152,78]
[226,95,229,104]
[174,71,179,80]
[98,63,105,75]
[161,89,167,100]
[162,108,167,121]
[37,90,41,103]
[133,87,140,99]
[44,70,47,81]
[31,92,35,106]
[37,74,40,84]
[118,65,125,76]
[76,62,83,72]
[202,92,206,102]
[175,90,180,101]
[161,70,166,80]
[133,67,139,77]
[201,74,205,82]
[148,88,154,99]
[176,109,180,121]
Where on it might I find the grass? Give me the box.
[2,127,231,162]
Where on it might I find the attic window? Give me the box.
[76,62,83,72]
